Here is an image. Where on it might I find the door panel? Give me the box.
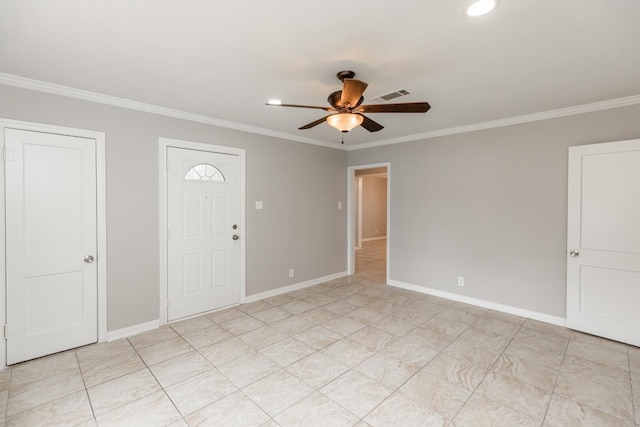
[212,250,228,288]
[579,265,640,323]
[167,148,241,321]
[581,150,640,253]
[5,128,98,364]
[567,139,640,346]
[25,272,84,335]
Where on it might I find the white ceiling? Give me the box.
[1,1,639,148]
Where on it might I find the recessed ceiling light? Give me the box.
[267,99,282,105]
[466,0,497,17]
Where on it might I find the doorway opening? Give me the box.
[347,163,390,284]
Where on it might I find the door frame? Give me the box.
[356,176,363,250]
[158,137,246,325]
[347,162,391,283]
[0,118,108,368]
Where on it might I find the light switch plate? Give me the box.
[255,201,263,210]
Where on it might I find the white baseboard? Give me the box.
[362,236,387,242]
[104,272,348,341]
[245,271,349,304]
[107,319,160,341]
[106,276,564,342]
[388,279,567,327]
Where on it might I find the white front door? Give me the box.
[567,138,640,346]
[167,147,241,321]
[5,129,98,364]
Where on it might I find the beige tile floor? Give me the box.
[355,239,386,282]
[2,239,639,426]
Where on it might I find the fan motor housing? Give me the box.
[337,70,356,81]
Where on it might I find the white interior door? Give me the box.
[5,128,98,365]
[567,138,640,346]
[167,147,241,321]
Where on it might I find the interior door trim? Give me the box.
[158,137,246,326]
[0,118,107,368]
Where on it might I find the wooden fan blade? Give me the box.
[266,103,333,111]
[330,92,364,109]
[340,79,368,107]
[359,114,384,132]
[299,115,331,130]
[357,102,431,113]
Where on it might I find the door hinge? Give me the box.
[3,324,7,339]
[166,228,170,240]
[4,148,15,162]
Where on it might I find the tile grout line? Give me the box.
[557,335,638,423]
[187,306,325,423]
[446,310,522,425]
[126,335,191,426]
[2,364,13,425]
[73,348,98,425]
[629,347,637,426]
[538,330,570,427]
[151,324,293,424]
[4,352,90,423]
[216,275,408,424]
[355,301,486,425]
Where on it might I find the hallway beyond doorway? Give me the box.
[355,239,386,283]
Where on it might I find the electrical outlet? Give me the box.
[338,202,342,210]
[457,276,464,287]
[289,269,294,278]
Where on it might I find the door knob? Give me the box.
[232,235,239,241]
[569,250,580,257]
[84,255,95,263]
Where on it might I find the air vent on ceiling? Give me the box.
[371,89,411,103]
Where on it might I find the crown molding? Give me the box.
[0,73,344,150]
[2,72,638,153]
[347,94,640,151]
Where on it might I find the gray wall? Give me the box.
[0,84,348,331]
[361,176,387,239]
[348,105,640,318]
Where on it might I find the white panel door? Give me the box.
[567,139,640,346]
[5,129,98,364]
[167,147,241,321]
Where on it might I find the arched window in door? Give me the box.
[184,163,226,182]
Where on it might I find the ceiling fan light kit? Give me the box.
[326,113,364,133]
[265,70,431,140]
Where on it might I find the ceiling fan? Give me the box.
[266,71,431,138]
